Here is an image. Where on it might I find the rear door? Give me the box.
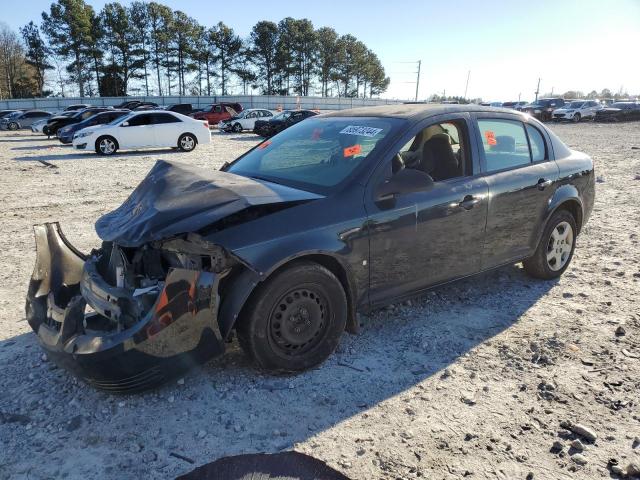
[471,113,559,268]
[150,113,183,147]
[117,113,156,148]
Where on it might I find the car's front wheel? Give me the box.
[572,113,581,123]
[8,122,18,131]
[232,122,242,133]
[178,133,197,152]
[523,209,577,279]
[95,136,118,155]
[237,262,347,372]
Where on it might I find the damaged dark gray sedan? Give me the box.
[26,104,595,392]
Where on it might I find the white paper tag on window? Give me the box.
[339,125,383,137]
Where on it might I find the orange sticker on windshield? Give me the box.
[344,144,362,157]
[258,140,271,149]
[484,130,497,146]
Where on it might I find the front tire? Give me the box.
[523,210,577,279]
[232,122,242,133]
[236,262,347,372]
[178,133,197,152]
[95,136,118,155]
[8,122,18,131]
[572,113,581,123]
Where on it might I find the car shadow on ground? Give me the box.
[0,136,48,142]
[12,148,187,162]
[0,263,558,477]
[11,144,69,151]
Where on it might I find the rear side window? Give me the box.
[128,114,152,126]
[151,113,180,124]
[478,119,531,172]
[526,125,546,161]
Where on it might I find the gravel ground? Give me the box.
[0,123,639,480]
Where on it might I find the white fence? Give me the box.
[0,95,406,112]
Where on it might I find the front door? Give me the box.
[472,115,560,268]
[118,113,156,148]
[366,114,489,306]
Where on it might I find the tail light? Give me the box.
[203,121,209,128]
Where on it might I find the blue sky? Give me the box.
[3,0,639,100]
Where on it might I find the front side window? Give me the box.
[127,114,152,126]
[227,117,399,192]
[391,120,469,181]
[478,119,532,172]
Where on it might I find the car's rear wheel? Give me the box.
[95,136,118,155]
[178,133,197,151]
[236,262,347,372]
[232,122,242,133]
[572,113,581,123]
[523,209,577,279]
[8,122,18,131]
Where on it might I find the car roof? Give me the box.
[323,103,523,122]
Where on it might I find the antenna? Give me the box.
[415,60,421,102]
[535,78,540,102]
[464,70,470,100]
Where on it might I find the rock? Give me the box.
[633,436,640,448]
[570,439,585,451]
[551,441,564,454]
[610,465,624,476]
[400,430,414,440]
[570,423,597,442]
[176,378,184,386]
[596,176,605,183]
[526,473,534,480]
[142,450,157,462]
[572,453,588,465]
[41,353,48,362]
[615,326,626,337]
[197,430,206,439]
[627,462,640,476]
[461,393,476,405]
[118,402,125,408]
[168,396,174,403]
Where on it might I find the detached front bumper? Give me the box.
[26,223,225,392]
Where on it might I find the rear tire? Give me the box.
[95,136,118,155]
[236,262,347,372]
[523,210,577,279]
[178,133,197,151]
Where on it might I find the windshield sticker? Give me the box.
[258,140,272,150]
[339,125,383,137]
[484,130,497,146]
[311,128,322,140]
[343,144,362,157]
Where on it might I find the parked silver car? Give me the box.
[0,110,53,130]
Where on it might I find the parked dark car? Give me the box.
[0,110,52,130]
[192,102,243,124]
[594,102,640,122]
[112,100,158,111]
[26,104,594,391]
[133,102,160,111]
[254,109,318,137]
[57,110,130,144]
[44,107,111,136]
[64,104,91,111]
[502,101,528,110]
[164,103,194,115]
[521,98,565,121]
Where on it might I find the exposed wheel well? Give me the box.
[555,200,583,233]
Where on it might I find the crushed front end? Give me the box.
[26,223,232,392]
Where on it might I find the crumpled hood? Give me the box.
[95,160,323,247]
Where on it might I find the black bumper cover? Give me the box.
[26,223,225,392]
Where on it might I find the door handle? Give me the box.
[537,178,553,190]
[458,195,480,210]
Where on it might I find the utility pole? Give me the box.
[415,60,421,102]
[535,78,540,102]
[464,70,470,100]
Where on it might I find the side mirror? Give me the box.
[375,168,434,202]
[121,121,129,127]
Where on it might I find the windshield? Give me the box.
[568,101,585,109]
[5,112,21,119]
[227,117,399,192]
[108,112,133,125]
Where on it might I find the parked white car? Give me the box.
[72,110,210,155]
[217,108,274,132]
[31,118,50,133]
[552,100,602,122]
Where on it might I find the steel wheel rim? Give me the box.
[100,138,115,154]
[546,221,573,271]
[180,135,195,150]
[268,287,328,356]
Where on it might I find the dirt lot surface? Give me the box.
[1,123,639,480]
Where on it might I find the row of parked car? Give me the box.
[481,98,640,122]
